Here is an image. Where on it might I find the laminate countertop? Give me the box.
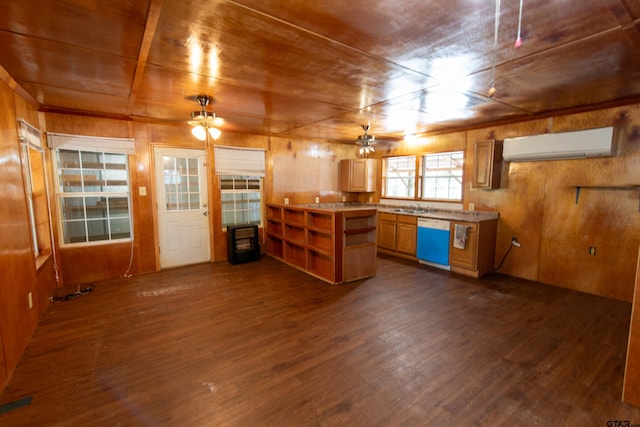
[288,203,499,223]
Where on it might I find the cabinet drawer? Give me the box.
[379,212,397,221]
[397,214,417,225]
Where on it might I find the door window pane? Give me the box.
[163,155,201,211]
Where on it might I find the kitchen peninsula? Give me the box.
[265,202,500,284]
[265,203,378,284]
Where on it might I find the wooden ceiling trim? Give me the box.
[0,64,38,109]
[613,0,640,56]
[127,0,164,114]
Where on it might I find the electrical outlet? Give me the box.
[342,195,347,202]
[511,236,521,247]
[284,197,289,205]
[468,203,475,211]
[589,246,597,256]
[315,196,320,203]
[368,196,373,203]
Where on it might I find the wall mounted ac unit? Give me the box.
[502,126,614,162]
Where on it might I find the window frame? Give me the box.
[220,175,263,230]
[382,155,417,200]
[53,147,133,247]
[18,120,51,260]
[419,150,464,202]
[382,150,465,202]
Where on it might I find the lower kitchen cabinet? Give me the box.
[449,219,497,278]
[378,212,397,250]
[378,213,417,259]
[396,216,417,255]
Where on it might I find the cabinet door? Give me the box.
[396,222,417,255]
[350,160,368,191]
[449,222,478,269]
[472,140,503,189]
[340,159,377,192]
[378,219,397,250]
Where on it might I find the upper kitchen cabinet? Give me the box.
[340,159,377,192]
[472,140,503,190]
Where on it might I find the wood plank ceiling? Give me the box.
[1,0,640,144]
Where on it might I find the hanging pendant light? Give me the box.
[189,95,222,141]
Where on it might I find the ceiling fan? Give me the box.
[188,95,223,141]
[356,123,375,156]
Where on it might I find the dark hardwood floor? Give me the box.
[2,254,640,426]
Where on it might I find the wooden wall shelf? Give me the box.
[573,185,640,210]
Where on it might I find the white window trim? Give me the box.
[420,150,464,202]
[220,175,263,230]
[18,119,45,256]
[51,135,133,247]
[382,155,417,199]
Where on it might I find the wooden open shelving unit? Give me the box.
[265,204,377,284]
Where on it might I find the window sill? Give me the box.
[35,251,52,271]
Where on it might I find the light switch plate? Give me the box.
[139,186,147,196]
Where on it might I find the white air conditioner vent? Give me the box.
[503,127,614,162]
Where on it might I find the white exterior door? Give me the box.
[154,147,210,268]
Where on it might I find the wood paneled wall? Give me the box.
[377,108,640,302]
[0,80,56,390]
[267,137,372,205]
[469,109,639,302]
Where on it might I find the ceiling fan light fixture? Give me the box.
[208,126,221,140]
[191,125,207,141]
[189,95,222,140]
[355,123,377,157]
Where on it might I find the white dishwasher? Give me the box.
[416,218,451,270]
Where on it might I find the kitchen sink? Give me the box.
[391,208,423,214]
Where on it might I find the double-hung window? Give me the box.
[382,155,416,199]
[49,133,134,245]
[214,146,265,229]
[220,176,261,226]
[421,151,463,201]
[383,151,464,201]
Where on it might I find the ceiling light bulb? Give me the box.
[208,127,221,140]
[191,125,207,141]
